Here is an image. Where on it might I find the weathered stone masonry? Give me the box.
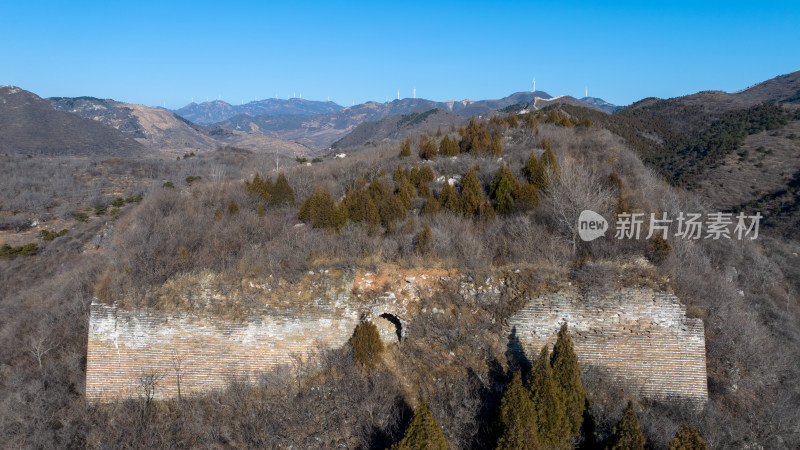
[87,275,707,404]
[507,287,708,403]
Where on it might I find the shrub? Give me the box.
[669,425,707,450]
[350,321,384,369]
[162,181,175,189]
[415,223,432,255]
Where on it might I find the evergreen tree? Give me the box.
[669,425,707,450]
[506,113,519,128]
[539,140,559,176]
[460,117,491,154]
[459,168,484,217]
[607,401,647,450]
[344,189,381,228]
[523,151,540,184]
[415,223,433,255]
[489,130,503,156]
[420,192,441,216]
[350,321,384,369]
[298,185,345,231]
[396,399,447,450]
[270,172,296,207]
[524,113,538,128]
[438,181,460,213]
[246,173,272,202]
[551,323,587,438]
[496,372,540,450]
[419,136,438,160]
[400,138,412,158]
[528,346,570,450]
[489,165,520,215]
[517,182,540,210]
[378,193,407,232]
[394,164,410,183]
[479,198,496,221]
[436,125,442,137]
[395,177,416,210]
[439,134,460,156]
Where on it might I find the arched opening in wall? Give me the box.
[376,313,403,343]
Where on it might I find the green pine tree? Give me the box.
[419,136,438,160]
[395,177,416,210]
[298,185,344,231]
[488,130,503,156]
[528,346,570,450]
[523,151,540,184]
[270,172,295,207]
[551,323,587,438]
[517,182,540,210]
[438,181,460,213]
[496,372,540,450]
[400,138,412,157]
[489,165,520,215]
[415,223,433,255]
[607,401,647,450]
[669,425,707,450]
[439,135,459,156]
[479,198,496,221]
[350,321,384,369]
[460,117,492,154]
[459,168,484,217]
[539,140,559,176]
[378,193,407,232]
[421,192,441,216]
[396,399,447,450]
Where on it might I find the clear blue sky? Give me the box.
[2,1,798,108]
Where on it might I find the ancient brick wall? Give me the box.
[86,302,363,402]
[87,272,707,404]
[507,288,707,403]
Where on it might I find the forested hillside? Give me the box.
[2,107,798,448]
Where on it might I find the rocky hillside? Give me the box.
[332,109,465,148]
[49,96,310,156]
[0,86,147,157]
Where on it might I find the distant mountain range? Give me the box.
[184,91,623,149]
[48,96,309,156]
[174,98,343,125]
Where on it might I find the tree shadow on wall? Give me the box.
[505,326,532,379]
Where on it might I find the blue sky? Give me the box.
[1,1,798,108]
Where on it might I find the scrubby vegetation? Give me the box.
[1,110,799,449]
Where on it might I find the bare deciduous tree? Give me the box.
[542,156,613,254]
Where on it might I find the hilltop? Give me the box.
[0,86,147,157]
